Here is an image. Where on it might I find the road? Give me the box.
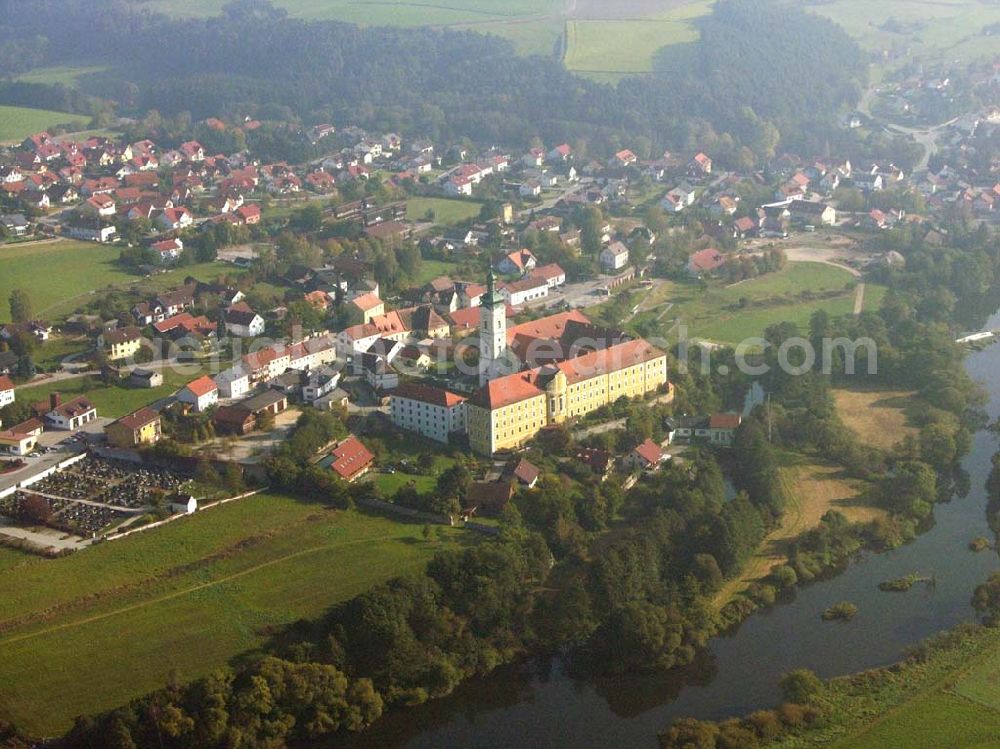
[853,283,866,315]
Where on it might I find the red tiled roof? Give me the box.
[351,292,383,311]
[688,248,726,272]
[632,438,664,466]
[0,375,13,392]
[184,375,218,398]
[505,309,590,345]
[329,435,374,481]
[556,339,664,385]
[392,382,465,408]
[709,413,742,430]
[116,407,159,431]
[470,370,545,409]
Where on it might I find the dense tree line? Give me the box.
[0,0,866,163]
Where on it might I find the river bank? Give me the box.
[330,319,1000,749]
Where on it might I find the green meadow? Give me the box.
[0,105,88,144]
[0,494,471,736]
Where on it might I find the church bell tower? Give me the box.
[479,268,508,386]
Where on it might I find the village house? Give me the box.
[600,242,630,272]
[213,390,288,435]
[100,326,144,361]
[624,438,667,472]
[177,375,219,412]
[788,199,837,226]
[327,435,375,482]
[41,393,97,430]
[224,302,265,338]
[0,375,14,408]
[498,248,538,276]
[349,292,385,324]
[215,365,251,399]
[105,407,162,449]
[687,248,726,276]
[128,368,163,389]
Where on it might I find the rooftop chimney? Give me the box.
[50,392,61,410]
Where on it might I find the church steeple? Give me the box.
[483,267,504,309]
[479,266,508,385]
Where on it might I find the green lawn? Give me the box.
[411,258,462,288]
[0,105,88,144]
[406,197,483,225]
[0,494,471,736]
[0,240,242,323]
[15,64,110,87]
[834,692,1000,749]
[16,365,211,419]
[628,262,881,345]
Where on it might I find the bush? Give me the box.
[779,668,822,704]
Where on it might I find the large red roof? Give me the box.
[505,309,590,345]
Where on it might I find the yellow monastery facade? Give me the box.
[467,339,670,455]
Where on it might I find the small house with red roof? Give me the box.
[328,435,374,482]
[177,375,219,412]
[686,248,726,276]
[625,438,667,472]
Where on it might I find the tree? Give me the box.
[779,668,822,704]
[973,572,1000,625]
[8,288,32,323]
[20,494,51,525]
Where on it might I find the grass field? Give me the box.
[0,494,471,736]
[0,105,88,145]
[629,261,882,345]
[15,365,211,419]
[803,0,1000,65]
[832,388,920,451]
[565,17,699,74]
[406,196,483,225]
[0,240,240,323]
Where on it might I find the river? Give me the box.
[335,314,1000,749]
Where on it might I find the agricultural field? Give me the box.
[563,1,711,76]
[0,241,132,321]
[800,0,1000,65]
[629,261,883,345]
[406,196,483,225]
[14,64,109,87]
[0,105,88,145]
[146,0,562,24]
[0,494,471,736]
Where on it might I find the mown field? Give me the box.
[563,1,711,76]
[0,239,239,323]
[0,105,88,144]
[832,388,920,451]
[406,196,483,225]
[0,494,471,736]
[628,261,883,345]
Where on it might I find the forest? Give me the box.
[0,0,867,165]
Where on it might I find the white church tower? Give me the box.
[479,269,508,386]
